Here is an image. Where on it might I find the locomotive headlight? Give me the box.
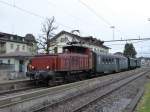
[31,66,34,69]
[46,66,50,69]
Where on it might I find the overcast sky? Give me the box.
[0,0,150,57]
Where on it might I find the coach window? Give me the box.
[110,59,112,64]
[0,60,2,64]
[102,58,104,64]
[112,58,114,64]
[105,58,107,64]
[108,58,110,64]
[98,56,101,64]
[109,58,111,64]
[104,58,106,64]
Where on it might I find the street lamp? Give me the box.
[110,26,115,40]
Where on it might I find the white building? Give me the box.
[0,32,37,74]
[139,57,150,67]
[49,31,109,53]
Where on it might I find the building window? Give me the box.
[10,44,14,49]
[22,45,25,50]
[54,47,57,53]
[10,36,13,40]
[60,37,68,42]
[29,47,32,52]
[16,45,20,51]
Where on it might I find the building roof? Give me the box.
[114,52,124,56]
[0,32,36,44]
[51,31,110,49]
[138,57,150,60]
[0,51,33,58]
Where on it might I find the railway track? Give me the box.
[0,79,37,96]
[71,73,146,112]
[0,68,146,112]
[32,70,148,112]
[0,80,49,100]
[0,69,142,98]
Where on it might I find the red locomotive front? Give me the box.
[27,46,93,84]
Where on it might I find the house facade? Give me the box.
[0,33,37,54]
[49,31,109,54]
[0,32,37,75]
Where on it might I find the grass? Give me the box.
[137,79,150,112]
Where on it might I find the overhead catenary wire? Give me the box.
[47,0,91,26]
[78,0,112,26]
[1,0,126,39]
[0,0,76,30]
[47,0,125,38]
[47,0,112,37]
[106,39,150,46]
[78,0,126,38]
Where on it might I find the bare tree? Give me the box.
[38,16,57,54]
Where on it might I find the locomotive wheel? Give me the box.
[47,77,56,86]
[35,79,40,86]
[48,80,55,86]
[64,72,71,83]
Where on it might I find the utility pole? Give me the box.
[110,26,115,40]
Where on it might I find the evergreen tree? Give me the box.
[123,43,137,58]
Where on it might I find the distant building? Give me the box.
[49,31,109,53]
[0,33,37,54]
[139,57,150,67]
[0,32,37,76]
